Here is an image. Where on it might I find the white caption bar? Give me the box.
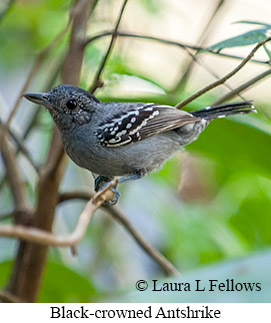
[0,303,269,322]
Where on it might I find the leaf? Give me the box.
[206,28,269,52]
[0,260,101,302]
[38,261,99,302]
[234,20,271,29]
[0,260,13,288]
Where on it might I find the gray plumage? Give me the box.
[24,84,256,179]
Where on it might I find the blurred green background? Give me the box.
[0,0,270,302]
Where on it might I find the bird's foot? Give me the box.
[94,176,120,205]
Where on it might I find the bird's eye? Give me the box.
[66,99,77,110]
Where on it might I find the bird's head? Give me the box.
[24,84,101,129]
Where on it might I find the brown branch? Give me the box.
[213,68,271,105]
[0,181,116,247]
[0,185,179,276]
[0,120,39,173]
[59,190,94,202]
[175,38,271,109]
[89,0,129,93]
[0,290,24,303]
[84,30,270,66]
[107,204,179,276]
[61,0,92,85]
[5,0,94,302]
[59,191,179,276]
[0,137,25,210]
[0,135,31,225]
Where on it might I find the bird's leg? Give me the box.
[118,169,146,184]
[94,175,120,205]
[94,169,146,205]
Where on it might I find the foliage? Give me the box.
[0,0,270,302]
[206,20,271,58]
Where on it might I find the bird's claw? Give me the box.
[94,176,112,192]
[94,176,120,205]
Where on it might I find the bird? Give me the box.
[24,84,256,204]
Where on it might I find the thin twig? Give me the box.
[171,0,226,93]
[86,29,243,97]
[0,135,30,218]
[59,191,179,276]
[175,38,271,109]
[107,205,179,276]
[84,30,270,66]
[0,119,39,173]
[0,181,116,246]
[0,8,74,148]
[89,0,129,93]
[0,56,62,191]
[213,68,271,105]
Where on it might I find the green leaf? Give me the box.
[38,261,99,302]
[229,186,271,245]
[206,28,269,51]
[234,20,271,28]
[0,260,13,288]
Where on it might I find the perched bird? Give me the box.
[24,85,256,204]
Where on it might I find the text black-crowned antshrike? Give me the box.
[24,85,256,204]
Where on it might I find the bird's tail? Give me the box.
[191,101,256,120]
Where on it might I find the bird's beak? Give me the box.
[23,92,49,106]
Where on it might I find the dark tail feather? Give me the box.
[191,101,256,120]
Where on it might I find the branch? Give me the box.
[0,119,39,173]
[61,0,91,85]
[175,38,271,109]
[0,135,31,224]
[5,0,94,302]
[0,58,62,192]
[213,68,271,105]
[0,184,179,276]
[84,30,270,66]
[59,191,179,276]
[0,6,74,149]
[89,0,129,93]
[0,290,24,303]
[171,0,226,93]
[0,181,116,247]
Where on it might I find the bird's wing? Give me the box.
[95,104,201,147]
